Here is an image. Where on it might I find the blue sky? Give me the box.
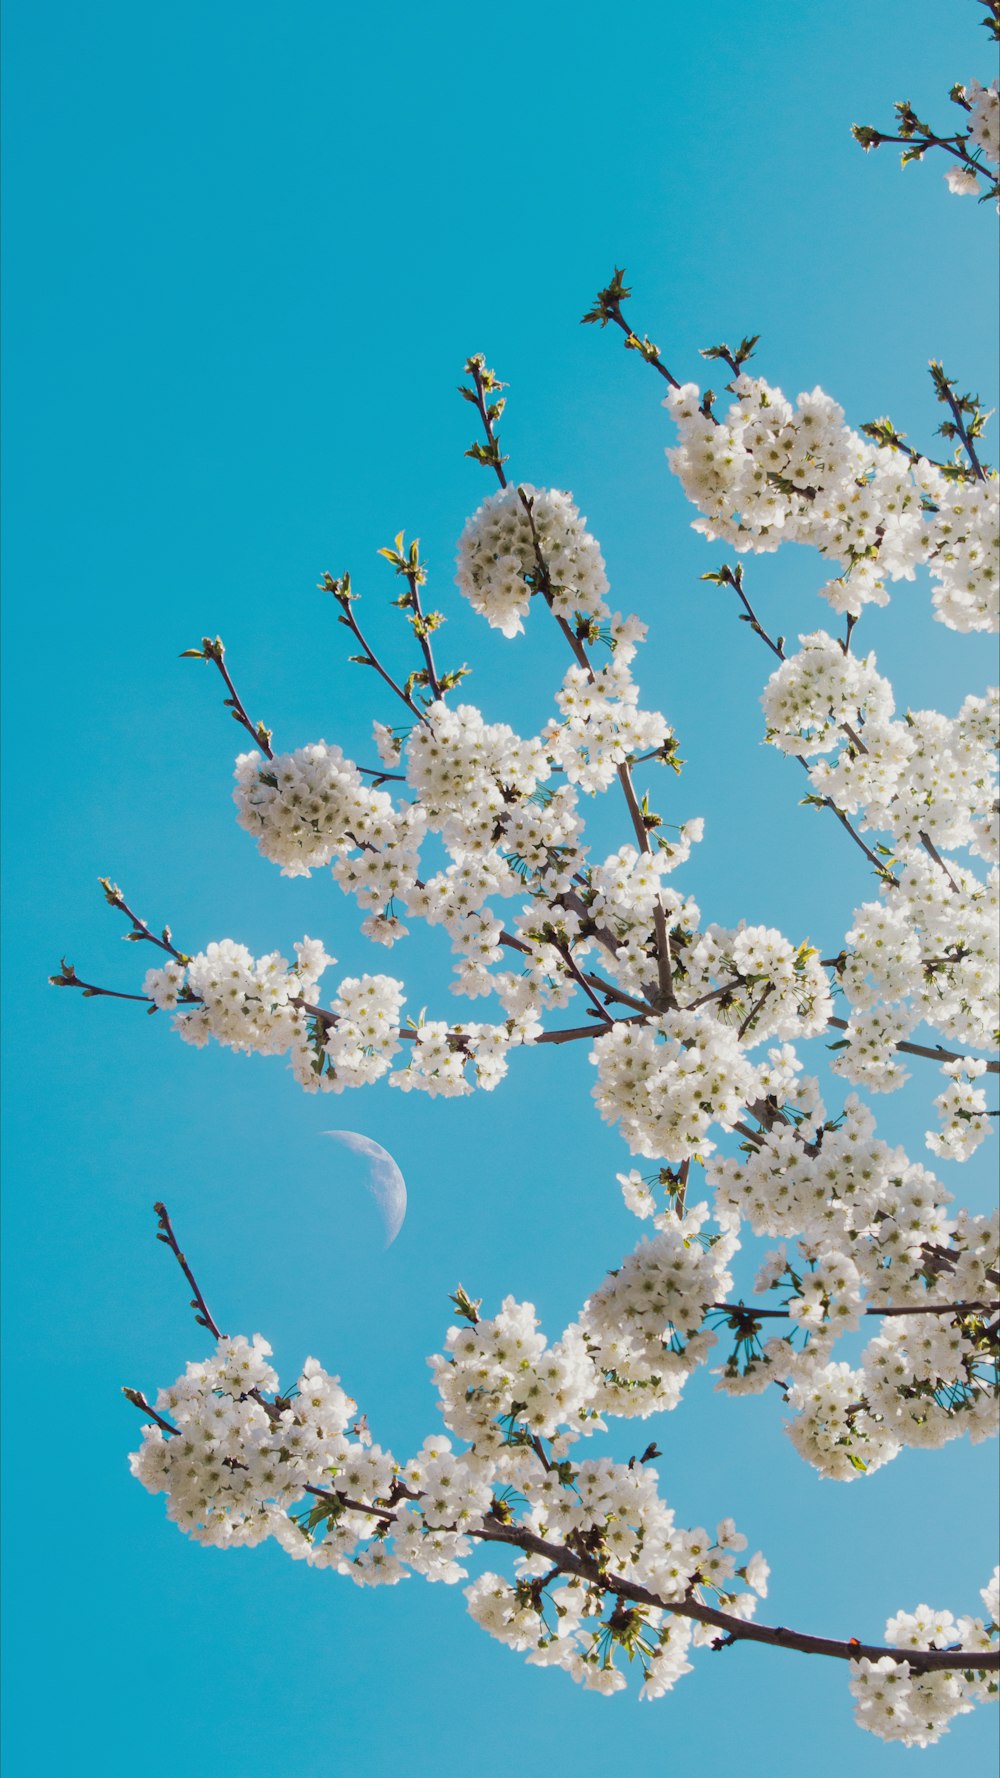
[2,3,998,1774]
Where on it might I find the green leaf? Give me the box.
[580,267,631,326]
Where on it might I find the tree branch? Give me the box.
[181,636,275,760]
[321,572,429,723]
[826,1015,1000,1074]
[153,1201,226,1340]
[468,1520,1000,1674]
[120,1387,998,1676]
[713,1298,999,1322]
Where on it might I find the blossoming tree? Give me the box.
[54,26,1000,1751]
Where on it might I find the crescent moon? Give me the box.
[322,1131,407,1247]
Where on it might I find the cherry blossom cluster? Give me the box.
[761,632,895,756]
[664,378,999,631]
[233,741,399,878]
[142,944,525,1097]
[967,77,1000,166]
[757,622,997,1139]
[708,1082,999,1474]
[928,1057,994,1162]
[143,936,333,1088]
[129,1301,772,1701]
[128,1279,996,1732]
[590,1011,762,1162]
[455,484,610,636]
[543,616,672,792]
[831,856,998,1107]
[850,1571,999,1747]
[807,688,998,863]
[233,740,425,942]
[577,1199,738,1417]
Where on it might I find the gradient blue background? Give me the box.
[3,3,998,1774]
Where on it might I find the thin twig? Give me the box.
[322,574,429,723]
[467,357,509,490]
[203,640,275,760]
[122,1388,180,1438]
[931,362,990,482]
[602,302,682,391]
[153,1202,225,1340]
[48,964,156,1005]
[917,829,961,895]
[550,941,616,1026]
[99,880,188,960]
[737,982,774,1042]
[404,565,444,701]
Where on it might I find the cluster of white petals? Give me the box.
[761,632,894,754]
[709,1074,998,1471]
[832,858,999,1114]
[927,1057,993,1161]
[235,739,427,940]
[430,1294,597,1447]
[850,1569,999,1747]
[233,742,397,878]
[130,1337,359,1549]
[132,1309,770,1698]
[322,973,405,1090]
[577,1201,738,1415]
[406,700,550,822]
[911,465,999,633]
[967,78,999,164]
[664,377,999,631]
[542,617,671,792]
[590,1010,762,1161]
[455,485,610,636]
[808,687,999,862]
[144,937,334,1088]
[686,927,833,1042]
[390,1017,519,1096]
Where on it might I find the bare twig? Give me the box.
[321,572,429,723]
[181,637,274,760]
[99,879,188,960]
[153,1202,225,1340]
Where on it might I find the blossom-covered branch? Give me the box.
[852,43,1000,210]
[127,1207,1000,1745]
[56,32,1000,1754]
